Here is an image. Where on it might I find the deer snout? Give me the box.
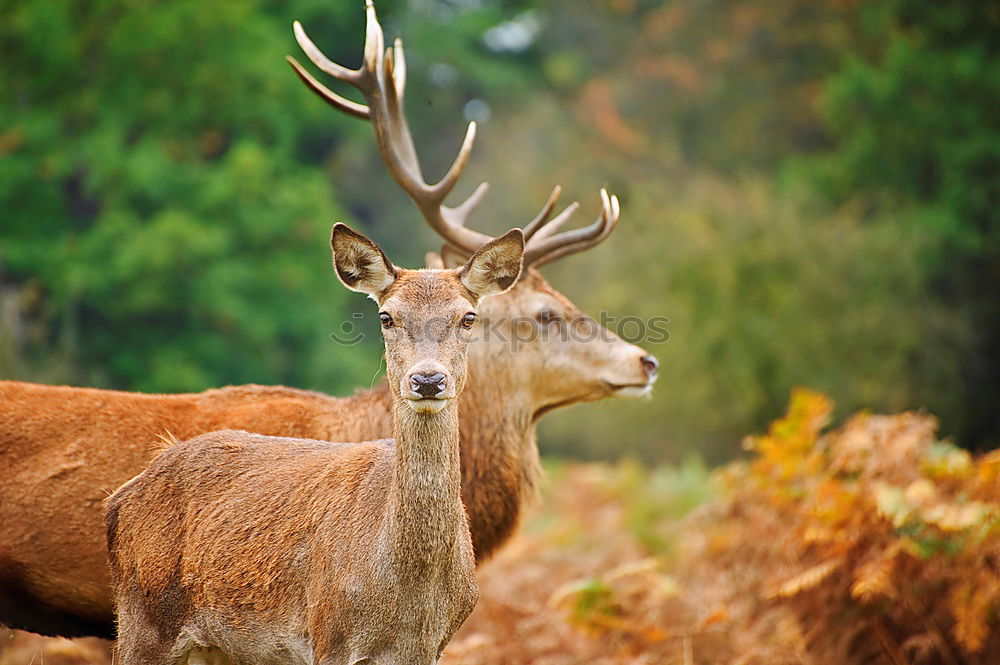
[410,372,447,398]
[403,367,452,414]
[600,346,659,398]
[641,354,659,380]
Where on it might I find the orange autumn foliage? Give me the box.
[694,389,1000,663]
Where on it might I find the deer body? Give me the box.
[106,424,476,665]
[105,225,524,664]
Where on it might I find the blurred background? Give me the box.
[1,0,997,464]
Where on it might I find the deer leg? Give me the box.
[113,595,181,665]
[114,621,175,665]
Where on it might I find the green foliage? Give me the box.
[810,1,999,251]
[0,0,367,390]
[797,0,1000,447]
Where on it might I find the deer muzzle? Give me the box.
[403,368,452,413]
[410,372,447,398]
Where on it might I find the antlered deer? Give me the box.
[0,0,657,639]
[107,223,524,664]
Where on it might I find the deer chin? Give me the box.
[604,380,655,398]
[404,397,450,414]
[532,379,654,422]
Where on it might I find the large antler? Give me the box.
[287,0,620,267]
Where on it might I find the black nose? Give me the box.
[410,372,447,398]
[640,355,659,377]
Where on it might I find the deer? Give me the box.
[0,0,657,639]
[106,223,524,665]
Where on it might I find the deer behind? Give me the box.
[105,224,524,665]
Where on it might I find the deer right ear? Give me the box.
[458,229,525,301]
[330,223,397,299]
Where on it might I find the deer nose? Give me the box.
[410,372,447,398]
[640,355,659,378]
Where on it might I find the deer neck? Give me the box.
[456,361,541,561]
[384,398,464,559]
[331,360,543,563]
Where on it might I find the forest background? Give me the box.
[2,0,997,463]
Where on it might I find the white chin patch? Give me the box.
[405,398,449,414]
[614,384,653,399]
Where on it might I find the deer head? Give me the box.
[468,269,658,415]
[289,1,657,417]
[331,223,524,414]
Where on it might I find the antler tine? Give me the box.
[543,191,620,266]
[293,21,361,83]
[522,186,562,240]
[432,122,477,200]
[443,182,491,228]
[377,44,423,184]
[530,200,581,242]
[363,0,385,77]
[286,55,370,120]
[391,37,406,104]
[524,189,621,267]
[530,194,620,267]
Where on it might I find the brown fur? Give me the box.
[0,270,655,639]
[103,228,522,664]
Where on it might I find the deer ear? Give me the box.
[457,229,525,301]
[330,223,397,299]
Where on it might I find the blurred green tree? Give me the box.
[803,0,1000,447]
[0,0,361,390]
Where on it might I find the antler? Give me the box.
[287,0,620,267]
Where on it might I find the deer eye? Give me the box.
[461,313,477,329]
[379,312,394,328]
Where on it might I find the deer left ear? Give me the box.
[458,229,525,301]
[330,223,397,299]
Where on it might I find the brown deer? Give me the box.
[0,0,657,639]
[106,223,524,664]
